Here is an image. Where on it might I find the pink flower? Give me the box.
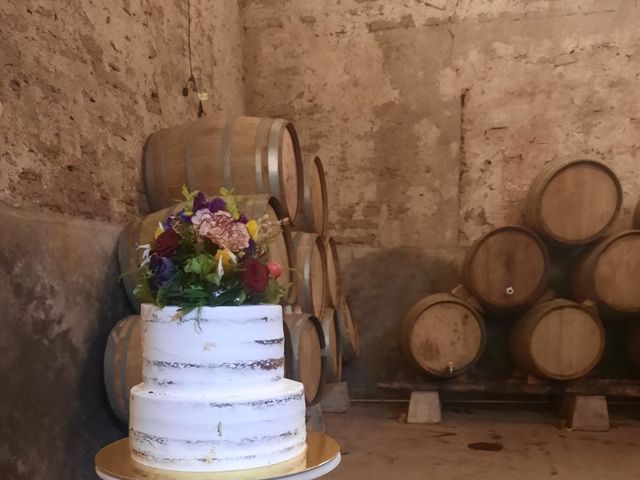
[266,260,282,278]
[192,209,250,252]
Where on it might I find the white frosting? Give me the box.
[130,304,307,472]
[129,380,307,471]
[140,304,285,394]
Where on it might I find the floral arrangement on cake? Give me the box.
[134,187,288,309]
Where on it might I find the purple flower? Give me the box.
[150,256,173,289]
[177,209,192,223]
[209,197,227,213]
[238,214,248,224]
[192,191,209,213]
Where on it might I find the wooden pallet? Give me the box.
[379,378,640,430]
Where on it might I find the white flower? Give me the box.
[137,243,152,267]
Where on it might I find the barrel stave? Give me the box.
[103,315,143,423]
[320,308,342,382]
[462,226,550,312]
[337,296,360,362]
[402,293,486,378]
[283,313,326,406]
[525,159,622,245]
[292,232,327,316]
[323,237,342,309]
[144,116,303,221]
[572,230,640,315]
[509,299,604,381]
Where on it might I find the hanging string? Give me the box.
[182,0,205,117]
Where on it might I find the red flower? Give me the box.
[153,229,180,257]
[240,258,270,294]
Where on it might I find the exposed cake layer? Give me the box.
[129,379,307,472]
[141,304,285,393]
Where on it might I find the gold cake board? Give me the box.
[95,432,341,480]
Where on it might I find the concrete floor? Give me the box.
[323,403,640,480]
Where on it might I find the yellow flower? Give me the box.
[154,222,164,239]
[246,220,259,241]
[213,248,237,272]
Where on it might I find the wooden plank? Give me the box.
[377,379,640,398]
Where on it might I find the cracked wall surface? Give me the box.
[1,2,243,479]
[3,4,640,464]
[454,1,640,243]
[1,0,244,222]
[241,0,640,397]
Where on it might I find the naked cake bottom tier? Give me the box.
[129,379,307,472]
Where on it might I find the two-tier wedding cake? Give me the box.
[129,304,307,472]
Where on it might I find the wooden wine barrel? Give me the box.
[634,200,640,229]
[144,116,303,222]
[337,296,360,362]
[283,313,326,406]
[573,230,640,315]
[402,294,486,378]
[103,315,142,423]
[509,299,604,381]
[293,157,328,235]
[118,195,297,311]
[291,232,327,316]
[319,308,342,382]
[626,320,640,369]
[462,226,550,312]
[323,237,342,309]
[525,159,622,245]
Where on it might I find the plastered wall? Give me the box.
[2,4,640,478]
[0,2,243,478]
[1,0,244,221]
[240,0,640,397]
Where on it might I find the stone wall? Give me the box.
[240,0,640,397]
[1,0,244,222]
[0,1,244,479]
[3,2,640,477]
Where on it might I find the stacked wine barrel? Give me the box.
[285,153,360,404]
[403,159,640,383]
[104,116,359,421]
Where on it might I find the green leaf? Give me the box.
[220,187,240,219]
[184,258,202,274]
[182,185,198,205]
[184,253,214,276]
